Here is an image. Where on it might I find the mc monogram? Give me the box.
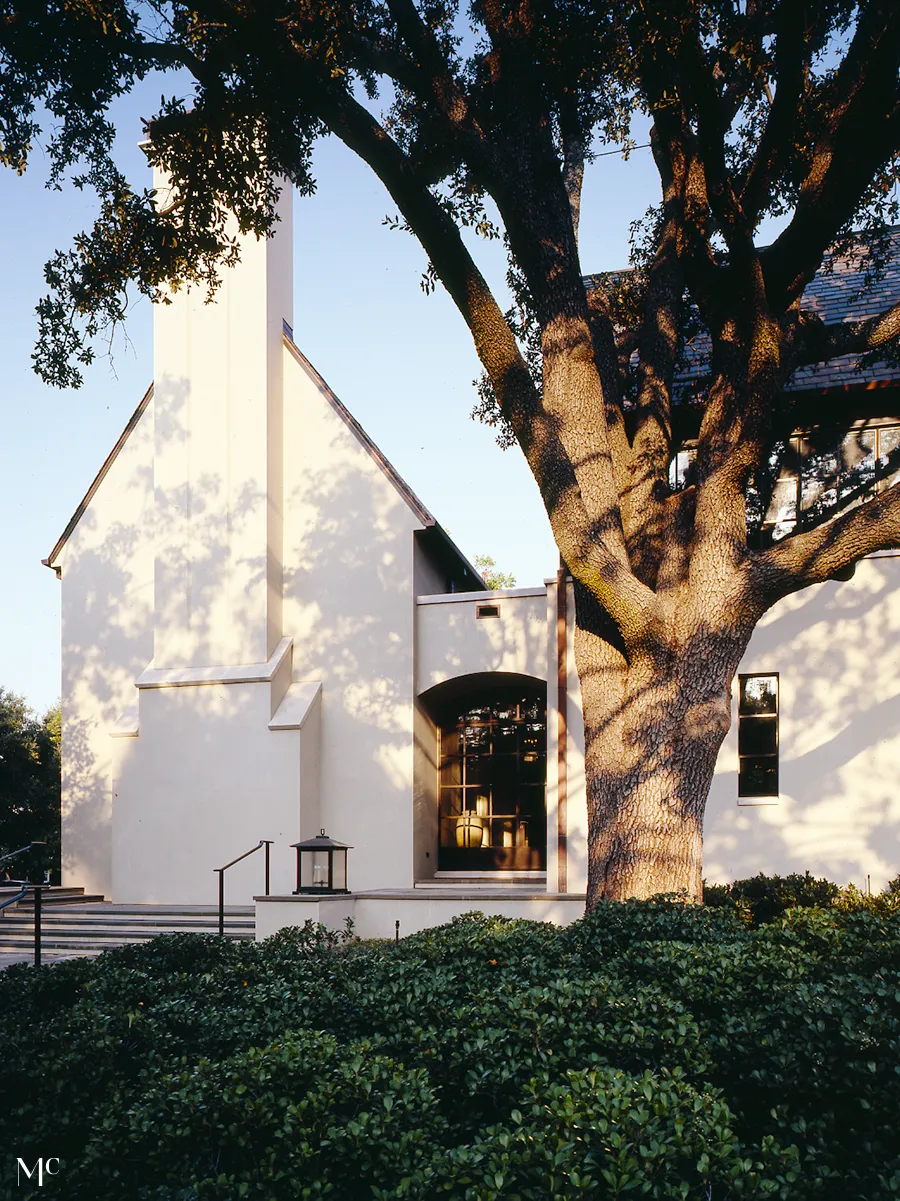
[16,1158,59,1188]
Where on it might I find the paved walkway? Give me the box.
[0,950,96,971]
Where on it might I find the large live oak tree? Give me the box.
[2,0,900,904]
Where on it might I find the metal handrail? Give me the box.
[0,840,47,867]
[0,885,44,966]
[0,842,49,967]
[214,840,273,936]
[0,885,29,912]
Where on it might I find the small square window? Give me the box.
[477,604,500,619]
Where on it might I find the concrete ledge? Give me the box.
[254,890,586,941]
[268,681,322,730]
[417,587,546,605]
[109,704,139,737]
[137,636,293,689]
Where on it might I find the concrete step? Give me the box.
[0,902,255,953]
[0,931,251,950]
[13,893,107,910]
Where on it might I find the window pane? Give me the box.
[490,780,518,816]
[738,715,777,756]
[768,477,798,539]
[739,756,779,798]
[439,789,463,819]
[840,427,876,507]
[520,750,545,784]
[463,759,491,789]
[462,723,491,755]
[493,721,520,752]
[877,426,900,492]
[668,447,696,492]
[440,757,462,787]
[739,675,777,715]
[800,431,840,520]
[441,727,460,758]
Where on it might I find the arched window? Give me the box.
[436,685,546,871]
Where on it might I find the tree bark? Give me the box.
[575,581,756,905]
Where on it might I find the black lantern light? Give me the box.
[291,829,352,894]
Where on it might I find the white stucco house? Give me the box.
[44,179,900,937]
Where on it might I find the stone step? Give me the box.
[0,902,255,954]
[0,886,88,900]
[13,893,106,910]
[0,917,252,933]
[0,927,248,946]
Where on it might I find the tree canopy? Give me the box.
[0,689,60,880]
[2,0,900,901]
[474,554,517,589]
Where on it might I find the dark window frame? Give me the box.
[737,673,779,800]
[436,687,547,871]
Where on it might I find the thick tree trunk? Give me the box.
[574,585,756,907]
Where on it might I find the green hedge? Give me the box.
[2,898,899,1199]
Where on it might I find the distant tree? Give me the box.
[0,690,60,881]
[1,0,899,904]
[474,554,517,591]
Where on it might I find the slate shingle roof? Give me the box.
[786,228,900,393]
[589,228,900,398]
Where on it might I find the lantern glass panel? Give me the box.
[331,851,347,892]
[299,849,332,890]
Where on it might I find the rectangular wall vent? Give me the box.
[476,604,501,619]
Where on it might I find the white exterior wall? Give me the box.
[113,676,301,903]
[281,345,426,893]
[705,553,900,890]
[57,401,155,898]
[416,588,548,691]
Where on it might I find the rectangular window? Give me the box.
[738,674,779,800]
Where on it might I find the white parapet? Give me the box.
[255,890,587,941]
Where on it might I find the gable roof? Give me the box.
[43,383,154,575]
[282,329,485,587]
[43,333,485,588]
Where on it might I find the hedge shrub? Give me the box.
[1,896,899,1199]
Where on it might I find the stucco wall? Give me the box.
[416,589,549,691]
[281,345,426,892]
[705,553,900,890]
[57,397,155,899]
[113,678,301,904]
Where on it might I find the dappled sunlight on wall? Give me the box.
[705,555,900,889]
[281,350,423,891]
[57,409,155,897]
[115,680,300,904]
[153,372,276,669]
[416,592,549,692]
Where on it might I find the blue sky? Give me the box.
[0,79,663,715]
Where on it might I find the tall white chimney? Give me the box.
[151,172,293,668]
